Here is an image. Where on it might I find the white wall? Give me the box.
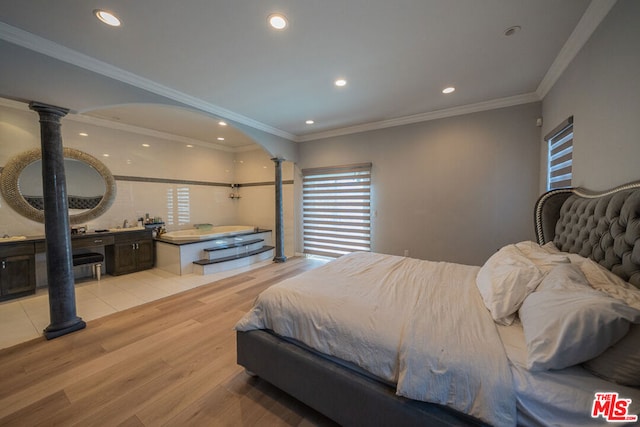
[0,101,294,258]
[541,0,640,191]
[298,102,542,266]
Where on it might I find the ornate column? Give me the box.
[272,157,287,263]
[30,102,86,340]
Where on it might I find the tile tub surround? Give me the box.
[155,229,273,275]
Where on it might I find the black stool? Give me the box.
[72,252,104,280]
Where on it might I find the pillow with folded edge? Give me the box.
[476,245,543,325]
[476,242,569,325]
[519,263,640,371]
[536,243,640,384]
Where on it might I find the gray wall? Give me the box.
[541,0,640,191]
[298,102,542,266]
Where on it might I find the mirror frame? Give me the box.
[0,147,116,224]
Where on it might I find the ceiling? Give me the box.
[0,1,611,146]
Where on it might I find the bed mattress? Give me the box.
[236,251,515,426]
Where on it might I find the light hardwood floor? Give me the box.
[0,257,339,426]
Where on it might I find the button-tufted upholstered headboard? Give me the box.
[534,181,640,288]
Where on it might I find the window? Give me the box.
[302,163,372,258]
[166,186,191,225]
[166,188,174,225]
[177,187,191,225]
[545,116,573,190]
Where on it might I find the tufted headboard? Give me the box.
[534,181,640,288]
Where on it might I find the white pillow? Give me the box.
[514,241,571,273]
[583,324,640,386]
[536,262,590,292]
[476,244,544,325]
[519,263,640,371]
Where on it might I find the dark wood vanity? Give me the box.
[0,228,154,301]
[105,230,154,275]
[0,241,37,301]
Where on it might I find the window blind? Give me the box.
[302,163,372,258]
[177,187,191,225]
[546,117,573,190]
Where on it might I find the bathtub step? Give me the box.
[202,239,265,261]
[192,246,275,275]
[203,238,264,252]
[194,245,274,265]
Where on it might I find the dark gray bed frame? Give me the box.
[237,181,640,426]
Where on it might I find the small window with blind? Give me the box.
[302,163,372,258]
[545,116,573,190]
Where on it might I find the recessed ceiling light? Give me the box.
[268,14,288,30]
[306,120,315,125]
[94,9,121,27]
[504,26,521,37]
[442,87,456,94]
[102,153,110,157]
[186,144,193,148]
[79,132,88,137]
[335,78,347,87]
[142,143,150,147]
[217,137,225,141]
[218,121,227,126]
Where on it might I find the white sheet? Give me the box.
[497,321,640,426]
[236,252,516,426]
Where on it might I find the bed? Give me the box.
[236,181,640,426]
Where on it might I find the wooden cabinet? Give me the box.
[72,235,114,250]
[106,230,154,275]
[0,243,36,301]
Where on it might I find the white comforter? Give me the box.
[236,252,516,426]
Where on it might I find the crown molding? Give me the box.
[296,92,540,142]
[0,22,296,142]
[536,0,617,98]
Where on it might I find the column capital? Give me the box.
[29,102,69,122]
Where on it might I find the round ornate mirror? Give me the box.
[0,147,116,224]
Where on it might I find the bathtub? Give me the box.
[160,225,255,242]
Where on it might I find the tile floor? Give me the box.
[0,260,275,350]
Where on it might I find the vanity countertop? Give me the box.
[0,228,152,248]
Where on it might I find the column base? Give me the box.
[44,317,86,340]
[273,255,287,263]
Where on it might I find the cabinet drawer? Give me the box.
[0,243,36,258]
[113,230,152,243]
[72,235,115,249]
